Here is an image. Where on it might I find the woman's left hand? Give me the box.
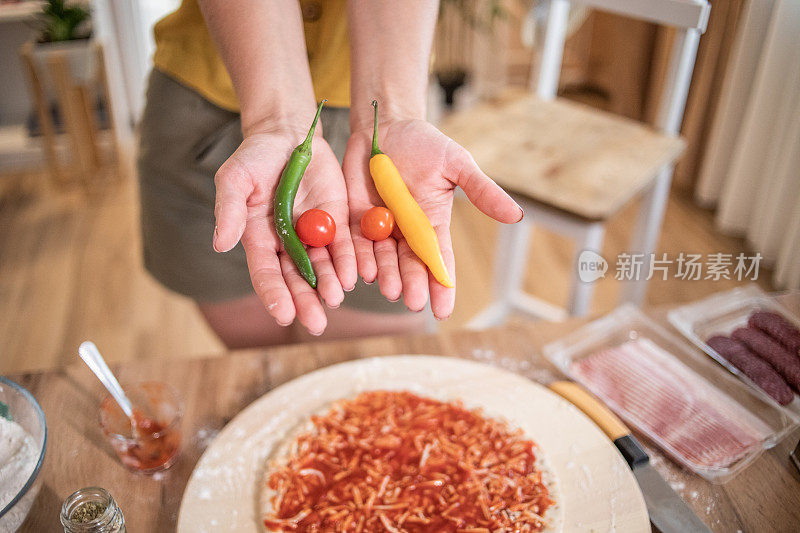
[343,118,523,320]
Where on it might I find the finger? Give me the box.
[352,224,379,283]
[329,233,357,292]
[307,246,345,308]
[302,146,358,291]
[213,156,253,252]
[446,143,523,224]
[279,252,328,335]
[342,143,381,284]
[318,201,357,292]
[241,218,296,326]
[428,224,457,320]
[397,239,429,312]
[373,238,402,302]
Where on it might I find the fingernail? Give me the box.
[387,296,401,303]
[435,314,451,321]
[276,319,292,327]
[212,226,221,252]
[310,329,324,336]
[515,206,524,222]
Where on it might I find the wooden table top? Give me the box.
[10,301,800,532]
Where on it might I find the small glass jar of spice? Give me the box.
[60,487,126,533]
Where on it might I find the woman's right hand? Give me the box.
[212,127,357,336]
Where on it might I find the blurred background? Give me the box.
[0,0,797,373]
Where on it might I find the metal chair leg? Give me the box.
[621,164,674,306]
[566,222,606,316]
[622,27,700,306]
[467,219,533,329]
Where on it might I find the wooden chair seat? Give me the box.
[440,93,685,220]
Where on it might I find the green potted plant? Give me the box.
[39,0,91,42]
[32,0,95,83]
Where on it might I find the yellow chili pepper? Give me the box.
[368,101,454,288]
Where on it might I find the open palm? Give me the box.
[343,119,523,320]
[213,132,356,335]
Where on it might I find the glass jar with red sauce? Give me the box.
[99,382,182,473]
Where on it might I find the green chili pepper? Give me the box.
[274,99,326,288]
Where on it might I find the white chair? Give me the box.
[441,0,709,326]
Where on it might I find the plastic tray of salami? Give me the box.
[668,285,800,415]
[544,304,800,484]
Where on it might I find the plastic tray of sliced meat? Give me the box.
[668,285,800,414]
[544,304,799,483]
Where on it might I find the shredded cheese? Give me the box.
[264,391,553,532]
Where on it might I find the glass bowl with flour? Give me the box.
[0,376,47,532]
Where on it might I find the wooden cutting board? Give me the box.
[177,355,649,532]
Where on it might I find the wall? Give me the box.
[0,14,38,126]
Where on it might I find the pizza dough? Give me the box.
[178,356,648,533]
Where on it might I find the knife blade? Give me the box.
[791,439,800,475]
[549,381,711,533]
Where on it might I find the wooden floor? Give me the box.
[0,167,772,374]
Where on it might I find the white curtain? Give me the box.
[695,0,800,289]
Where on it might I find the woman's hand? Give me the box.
[213,129,357,335]
[343,118,523,320]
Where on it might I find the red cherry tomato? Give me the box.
[361,207,395,241]
[295,209,335,247]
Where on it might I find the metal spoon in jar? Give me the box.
[78,341,138,435]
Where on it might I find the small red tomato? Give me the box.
[361,207,395,241]
[295,209,335,247]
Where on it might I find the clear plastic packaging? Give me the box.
[668,285,800,414]
[543,304,799,483]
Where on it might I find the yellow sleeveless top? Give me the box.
[152,0,350,112]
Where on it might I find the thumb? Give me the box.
[446,143,523,224]
[213,156,252,252]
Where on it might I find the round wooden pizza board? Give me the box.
[178,355,649,532]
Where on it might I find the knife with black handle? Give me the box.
[549,381,711,533]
